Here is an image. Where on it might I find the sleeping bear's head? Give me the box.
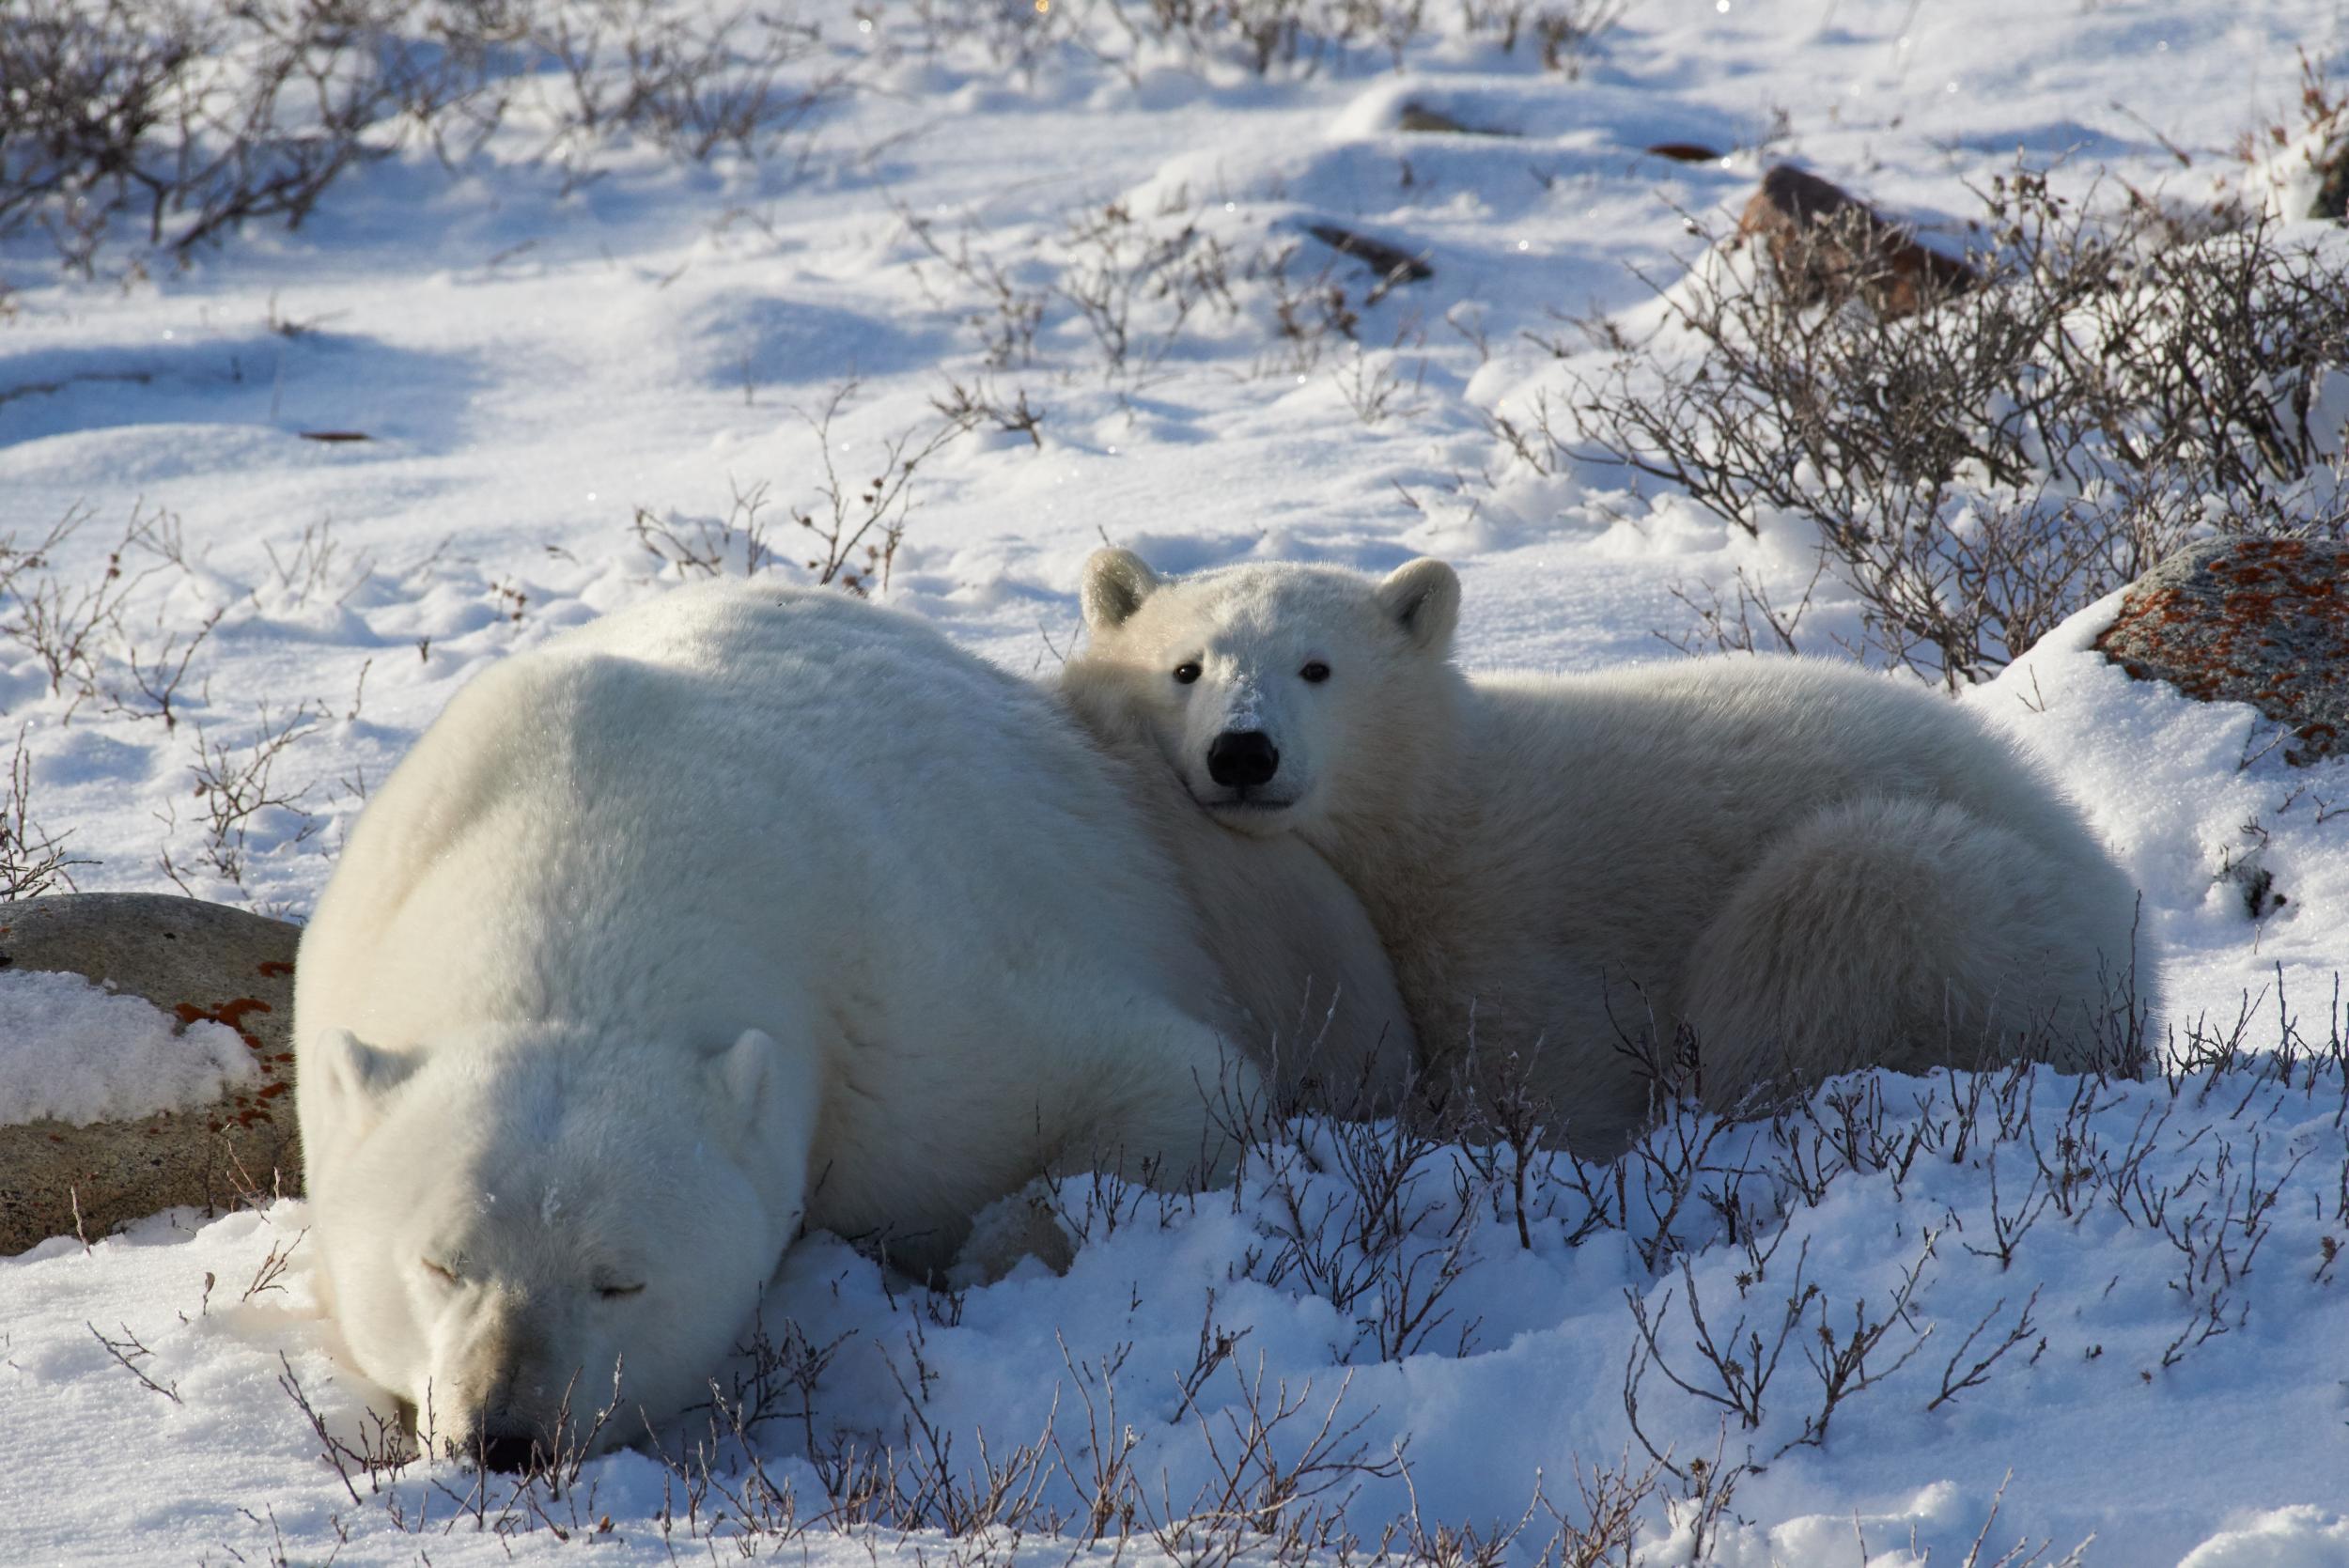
[304,1022,818,1468]
[1072,550,1461,838]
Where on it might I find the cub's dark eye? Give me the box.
[422,1259,459,1286]
[599,1282,646,1301]
[1173,661,1202,685]
[1300,661,1331,684]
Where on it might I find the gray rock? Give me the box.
[2095,538,2349,768]
[0,893,303,1255]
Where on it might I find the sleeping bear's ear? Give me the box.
[1377,558,1460,653]
[708,1028,821,1168]
[1081,548,1160,632]
[315,1027,418,1110]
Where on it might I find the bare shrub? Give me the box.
[789,383,963,596]
[2,726,85,899]
[250,988,2349,1560]
[898,202,1049,368]
[160,701,323,893]
[2239,47,2349,221]
[905,189,1249,380]
[259,517,375,611]
[2,502,163,705]
[991,0,1635,81]
[0,0,849,277]
[630,383,960,595]
[0,499,235,736]
[0,0,470,275]
[89,1320,181,1404]
[1227,1110,1488,1363]
[528,0,844,174]
[1623,1237,1815,1437]
[631,478,781,579]
[1456,0,1626,75]
[933,376,1047,448]
[1054,195,1242,376]
[1088,0,1408,77]
[1334,334,1426,427]
[1254,237,1363,376]
[1929,1288,2043,1412]
[1550,169,2349,685]
[108,602,223,733]
[903,192,1397,387]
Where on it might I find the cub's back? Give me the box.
[1470,657,2097,870]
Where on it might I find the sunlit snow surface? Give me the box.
[2,0,2346,1561]
[0,970,256,1126]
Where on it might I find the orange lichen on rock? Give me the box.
[171,996,274,1052]
[2095,539,2349,767]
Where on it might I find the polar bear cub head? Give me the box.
[1075,550,1460,837]
[306,1022,819,1467]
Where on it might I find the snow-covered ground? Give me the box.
[3,1,2347,1561]
[0,970,256,1125]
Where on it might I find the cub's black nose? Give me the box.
[1206,730,1280,789]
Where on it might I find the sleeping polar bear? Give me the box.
[294,581,1409,1468]
[1064,551,2157,1155]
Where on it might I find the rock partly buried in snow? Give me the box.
[0,894,303,1254]
[1735,163,1977,318]
[1302,223,1434,287]
[1394,101,1515,136]
[2095,538,2349,768]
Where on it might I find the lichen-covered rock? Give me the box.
[1735,163,1977,318]
[0,893,303,1254]
[2095,539,2349,767]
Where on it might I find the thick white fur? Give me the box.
[296,582,1404,1460]
[1055,680,1416,1113]
[1066,551,2157,1154]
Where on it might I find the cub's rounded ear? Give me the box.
[1376,558,1460,653]
[314,1027,418,1109]
[1081,548,1160,632]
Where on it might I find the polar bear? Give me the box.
[295,581,1408,1468]
[1059,675,1416,1113]
[1065,551,2156,1153]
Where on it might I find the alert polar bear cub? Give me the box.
[1066,551,2156,1154]
[295,582,1410,1465]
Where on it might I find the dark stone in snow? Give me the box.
[1735,163,1977,318]
[1302,223,1434,286]
[1395,102,1515,136]
[0,893,304,1255]
[2095,538,2349,768]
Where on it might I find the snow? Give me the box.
[1982,591,2349,1038]
[3,0,2347,1561]
[2180,1511,2349,1568]
[0,970,257,1126]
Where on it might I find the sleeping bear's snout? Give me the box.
[1206,729,1280,790]
[473,1428,544,1474]
[436,1295,612,1467]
